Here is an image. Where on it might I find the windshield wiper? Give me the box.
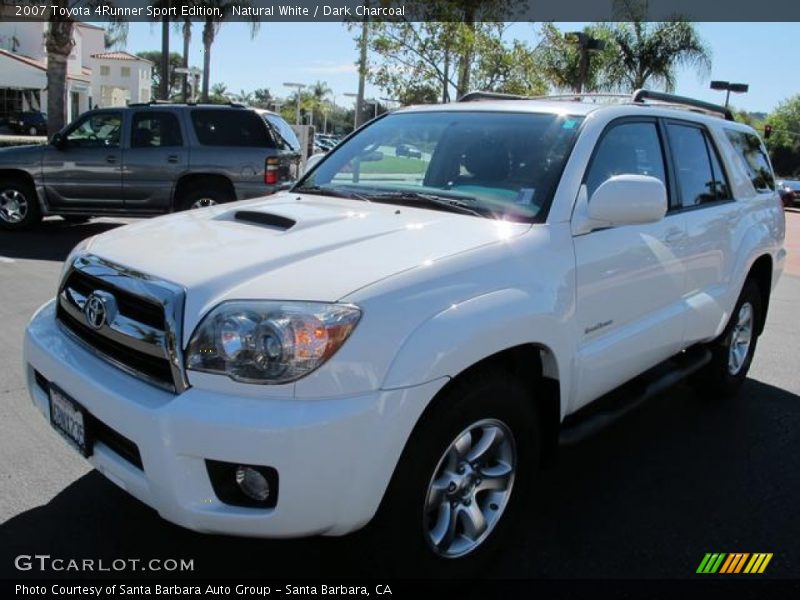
[293,185,372,202]
[365,191,489,218]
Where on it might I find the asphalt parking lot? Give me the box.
[1,213,799,580]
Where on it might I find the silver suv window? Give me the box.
[190,109,273,147]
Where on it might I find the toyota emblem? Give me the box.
[83,291,116,330]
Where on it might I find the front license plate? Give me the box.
[49,385,92,457]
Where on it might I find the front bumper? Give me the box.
[25,300,446,537]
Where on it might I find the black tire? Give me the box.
[62,215,90,225]
[0,178,42,231]
[691,279,762,398]
[370,367,539,576]
[177,184,234,211]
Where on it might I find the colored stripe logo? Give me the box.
[697,553,773,574]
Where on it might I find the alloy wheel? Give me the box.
[423,418,516,558]
[728,302,753,375]
[0,188,28,224]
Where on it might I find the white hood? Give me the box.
[85,193,530,321]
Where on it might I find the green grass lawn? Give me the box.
[358,155,427,175]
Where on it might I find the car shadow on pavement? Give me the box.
[0,220,125,262]
[1,379,798,579]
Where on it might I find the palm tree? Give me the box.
[309,81,332,129]
[198,0,260,102]
[606,1,711,92]
[45,10,74,136]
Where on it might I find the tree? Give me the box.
[366,16,543,104]
[136,51,184,100]
[605,0,711,92]
[209,82,230,104]
[197,0,260,102]
[766,95,800,176]
[252,88,273,109]
[308,81,332,129]
[40,1,126,135]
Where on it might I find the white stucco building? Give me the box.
[0,20,152,125]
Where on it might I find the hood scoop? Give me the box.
[234,210,296,231]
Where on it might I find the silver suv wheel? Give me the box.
[423,418,516,558]
[0,187,28,224]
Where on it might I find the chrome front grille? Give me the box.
[56,255,188,393]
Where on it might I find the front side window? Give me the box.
[65,112,122,148]
[666,123,729,207]
[585,121,667,199]
[131,111,183,148]
[298,111,584,222]
[191,109,273,147]
[725,129,774,193]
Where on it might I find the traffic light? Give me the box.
[764,124,772,139]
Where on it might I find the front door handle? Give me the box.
[167,155,179,163]
[106,155,116,164]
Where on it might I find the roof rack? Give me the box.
[632,89,734,121]
[127,101,246,108]
[457,88,735,121]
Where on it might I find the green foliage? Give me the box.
[766,95,800,176]
[136,51,185,100]
[363,2,543,104]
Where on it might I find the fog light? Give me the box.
[235,465,271,502]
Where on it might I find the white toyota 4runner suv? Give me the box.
[24,90,786,573]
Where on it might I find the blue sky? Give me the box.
[119,21,796,113]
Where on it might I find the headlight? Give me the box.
[185,301,361,384]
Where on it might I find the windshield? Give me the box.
[296,110,583,222]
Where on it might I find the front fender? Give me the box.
[381,288,574,419]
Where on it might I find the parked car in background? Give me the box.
[0,103,301,230]
[9,111,47,136]
[396,143,422,158]
[777,179,800,207]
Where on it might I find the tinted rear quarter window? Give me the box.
[191,109,273,147]
[724,129,774,193]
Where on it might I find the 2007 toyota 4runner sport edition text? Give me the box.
[24,90,786,574]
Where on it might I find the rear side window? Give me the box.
[725,130,774,192]
[190,109,273,147]
[263,114,300,152]
[131,111,183,148]
[585,121,667,198]
[666,123,730,207]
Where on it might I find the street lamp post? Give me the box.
[710,81,749,108]
[283,82,305,125]
[566,32,606,94]
[343,92,358,131]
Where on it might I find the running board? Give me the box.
[559,347,712,445]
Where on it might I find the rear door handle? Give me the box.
[167,155,179,163]
[106,155,116,164]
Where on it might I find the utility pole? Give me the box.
[355,18,368,129]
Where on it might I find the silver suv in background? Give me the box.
[0,103,301,230]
